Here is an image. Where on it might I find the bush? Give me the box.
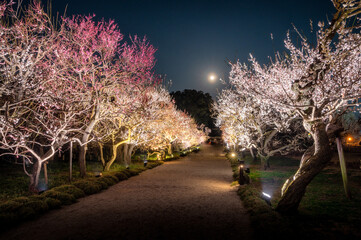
[43,197,62,209]
[72,179,103,195]
[12,197,30,204]
[122,169,132,178]
[128,169,141,176]
[16,206,36,220]
[29,194,45,201]
[24,199,48,214]
[42,190,76,205]
[95,177,114,189]
[146,161,163,169]
[93,178,109,189]
[102,175,118,184]
[0,199,38,221]
[112,172,128,181]
[0,200,23,213]
[52,185,85,199]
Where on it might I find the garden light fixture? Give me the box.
[261,192,272,206]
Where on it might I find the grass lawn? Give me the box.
[232,153,361,239]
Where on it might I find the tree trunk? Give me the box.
[29,161,42,193]
[116,144,124,163]
[79,118,98,178]
[123,144,129,167]
[168,144,173,155]
[69,141,73,182]
[258,153,270,170]
[124,144,135,166]
[44,162,48,185]
[79,144,87,178]
[276,121,332,214]
[336,137,351,199]
[105,142,127,171]
[39,147,48,185]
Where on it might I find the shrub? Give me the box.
[0,200,23,213]
[24,199,48,214]
[137,166,147,171]
[122,169,132,178]
[93,178,109,189]
[102,175,118,184]
[73,180,103,195]
[29,195,46,201]
[42,190,76,205]
[43,197,62,209]
[146,164,154,169]
[16,206,36,220]
[128,169,141,176]
[12,197,30,204]
[52,185,85,199]
[146,161,163,169]
[112,172,128,181]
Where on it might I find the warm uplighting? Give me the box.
[347,136,353,142]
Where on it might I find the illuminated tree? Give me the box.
[54,14,156,177]
[215,89,308,169]
[229,0,361,213]
[0,1,84,191]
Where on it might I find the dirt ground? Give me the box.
[0,144,253,240]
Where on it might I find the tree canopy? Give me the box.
[170,89,216,131]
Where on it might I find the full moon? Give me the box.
[209,74,216,83]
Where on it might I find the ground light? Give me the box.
[238,160,250,185]
[347,136,353,142]
[261,192,272,206]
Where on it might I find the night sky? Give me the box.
[48,0,335,98]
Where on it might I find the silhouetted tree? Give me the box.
[170,89,215,129]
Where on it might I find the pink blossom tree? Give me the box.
[229,0,361,213]
[54,14,156,177]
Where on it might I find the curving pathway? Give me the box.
[0,144,253,240]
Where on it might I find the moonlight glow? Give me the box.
[208,74,216,83]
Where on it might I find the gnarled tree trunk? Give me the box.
[124,144,135,166]
[276,121,332,214]
[29,161,42,193]
[258,153,270,170]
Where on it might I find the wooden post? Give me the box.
[69,141,73,182]
[336,138,351,199]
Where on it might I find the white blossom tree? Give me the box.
[229,0,361,213]
[0,1,86,191]
[215,88,308,169]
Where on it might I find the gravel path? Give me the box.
[0,144,253,240]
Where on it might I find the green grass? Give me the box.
[231,153,361,239]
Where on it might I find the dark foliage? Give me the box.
[170,89,217,132]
